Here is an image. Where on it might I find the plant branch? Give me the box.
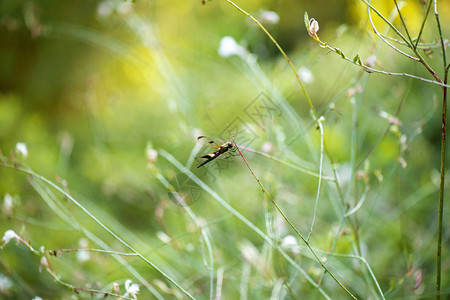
[0,163,195,300]
[435,0,448,296]
[230,136,356,299]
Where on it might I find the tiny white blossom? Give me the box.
[15,142,28,158]
[97,1,113,17]
[261,142,274,153]
[2,230,18,245]
[124,280,140,299]
[156,231,171,243]
[117,2,133,15]
[32,297,43,300]
[146,146,158,164]
[76,251,90,262]
[0,274,13,293]
[3,194,14,216]
[260,10,279,24]
[77,238,90,262]
[112,282,120,294]
[365,55,377,68]
[309,18,319,37]
[39,256,49,269]
[218,36,247,58]
[281,235,300,255]
[298,67,314,83]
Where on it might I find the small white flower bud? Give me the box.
[2,230,18,245]
[309,18,319,38]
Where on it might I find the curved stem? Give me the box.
[230,138,356,299]
[0,163,195,300]
[224,0,317,118]
[307,118,325,241]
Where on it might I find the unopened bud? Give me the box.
[309,18,319,39]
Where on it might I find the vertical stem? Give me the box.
[436,67,447,299]
[434,2,448,298]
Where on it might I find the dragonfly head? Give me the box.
[226,141,234,149]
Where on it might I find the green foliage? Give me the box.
[0,0,449,299]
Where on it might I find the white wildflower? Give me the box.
[97,1,113,17]
[2,230,18,245]
[117,2,133,15]
[32,297,43,300]
[298,67,314,83]
[39,256,49,273]
[0,274,13,294]
[76,238,90,262]
[365,55,378,68]
[218,36,247,58]
[260,10,279,24]
[112,282,120,295]
[146,146,158,164]
[281,235,300,255]
[156,231,171,243]
[3,194,14,216]
[15,142,28,158]
[308,18,319,38]
[124,280,140,299]
[261,141,274,153]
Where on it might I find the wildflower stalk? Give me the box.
[435,1,448,296]
[229,136,356,299]
[0,162,195,300]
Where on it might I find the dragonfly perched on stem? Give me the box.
[196,136,238,168]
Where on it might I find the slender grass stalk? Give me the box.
[240,263,251,300]
[48,248,138,256]
[224,0,317,117]
[393,0,413,44]
[0,163,195,300]
[415,0,433,49]
[435,0,448,294]
[366,3,420,61]
[359,0,410,45]
[381,33,447,49]
[159,149,333,299]
[365,0,443,85]
[32,179,165,299]
[237,144,335,181]
[228,137,356,299]
[307,117,325,241]
[154,172,215,300]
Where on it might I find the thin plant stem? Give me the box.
[224,0,317,118]
[319,40,449,87]
[365,0,443,85]
[0,163,195,300]
[155,172,215,300]
[393,0,413,44]
[366,2,419,61]
[222,0,364,267]
[48,248,139,256]
[28,179,164,299]
[434,1,448,298]
[235,144,335,181]
[381,33,447,49]
[415,0,434,49]
[159,149,332,299]
[307,118,325,241]
[356,79,410,169]
[360,0,410,45]
[229,137,356,299]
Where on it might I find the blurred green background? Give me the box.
[0,0,449,299]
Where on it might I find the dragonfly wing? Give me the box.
[197,136,221,148]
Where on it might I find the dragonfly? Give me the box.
[196,136,238,168]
